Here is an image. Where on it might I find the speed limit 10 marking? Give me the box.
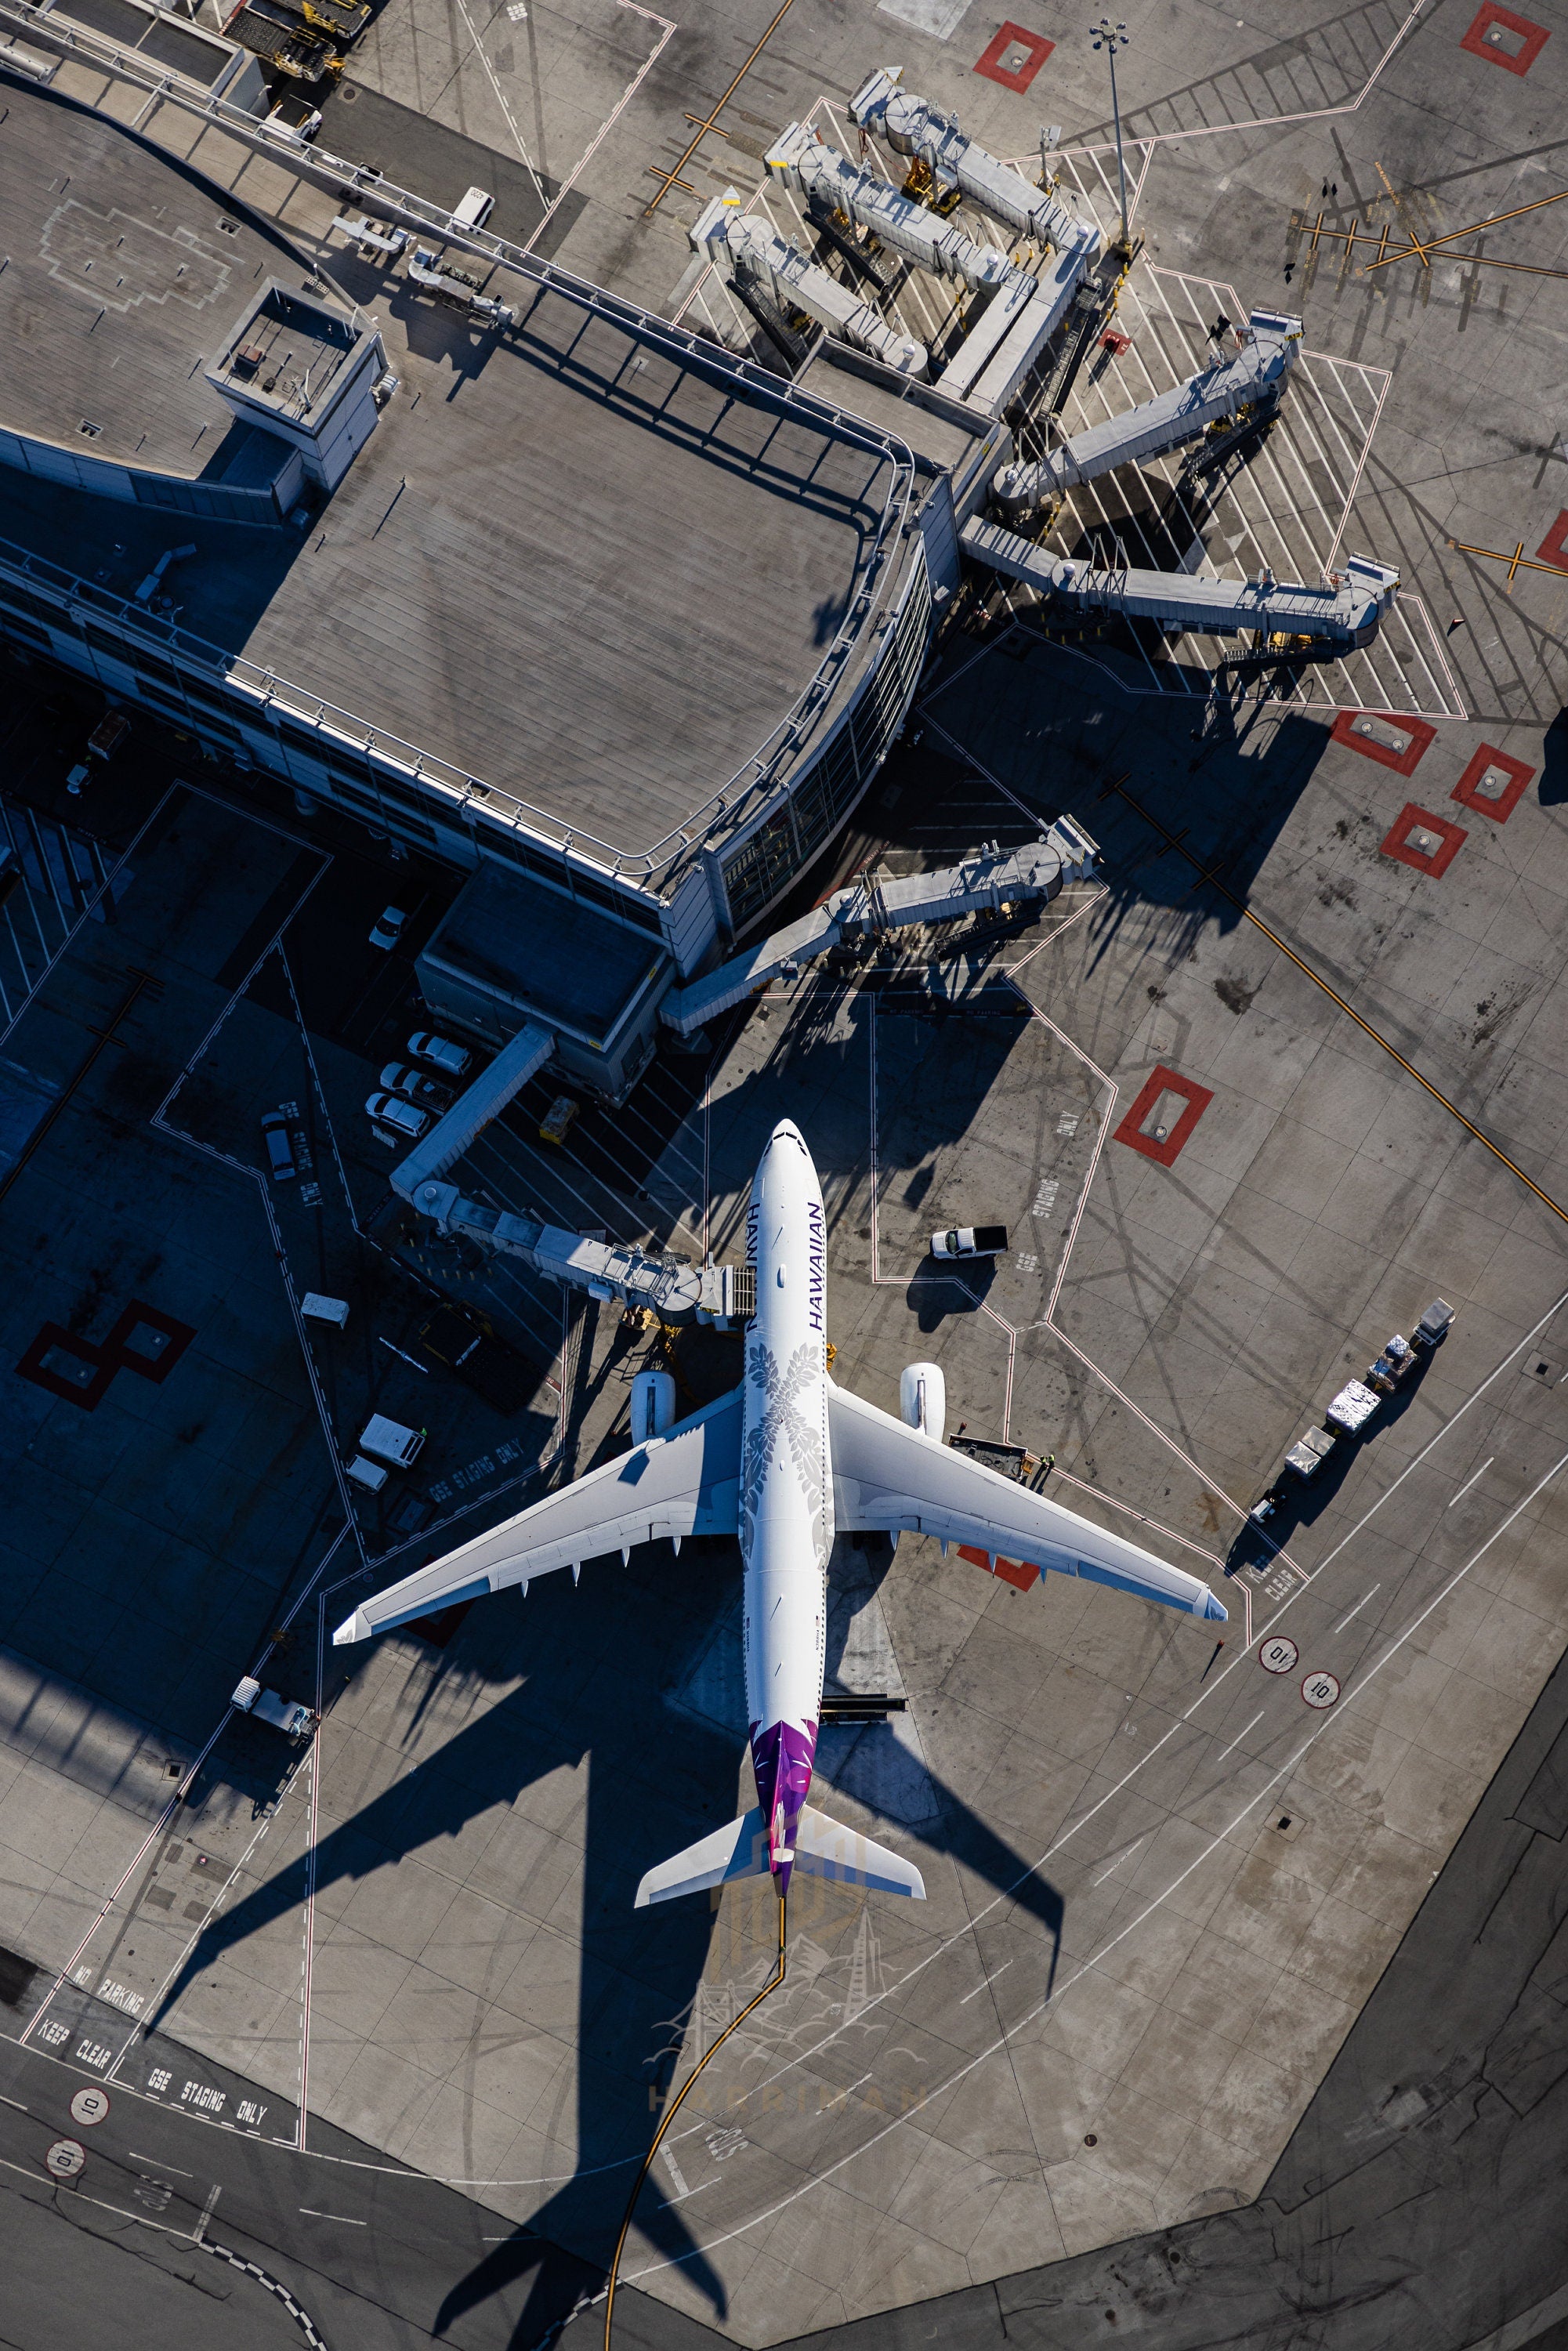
[1302,1670,1341,1710]
[1258,1636,1298,1675]
[45,2139,86,2179]
[70,2086,110,2128]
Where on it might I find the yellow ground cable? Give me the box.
[1107,779,1568,1233]
[603,1891,788,2351]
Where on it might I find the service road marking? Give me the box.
[1334,1583,1381,1633]
[960,1959,1015,2001]
[1447,1457,1494,1509]
[45,2138,86,2179]
[1217,1708,1266,1759]
[70,2087,110,2127]
[1258,1636,1298,1675]
[1302,1671,1342,1709]
[300,2208,366,2224]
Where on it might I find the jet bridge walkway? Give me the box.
[661,822,1098,1037]
[994,310,1302,513]
[963,519,1401,650]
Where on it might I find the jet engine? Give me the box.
[900,1361,946,1442]
[630,1367,678,1444]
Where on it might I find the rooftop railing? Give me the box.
[0,0,928,896]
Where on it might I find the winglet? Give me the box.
[332,1608,372,1646]
[1204,1591,1228,1622]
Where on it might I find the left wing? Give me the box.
[333,1386,742,1644]
[827,1382,1226,1621]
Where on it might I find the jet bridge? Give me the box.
[994,309,1302,514]
[690,190,926,375]
[963,519,1401,650]
[661,824,1098,1036]
[765,121,1067,418]
[849,67,1098,342]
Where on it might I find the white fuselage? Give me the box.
[741,1121,833,1886]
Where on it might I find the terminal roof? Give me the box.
[0,88,312,473]
[0,82,903,876]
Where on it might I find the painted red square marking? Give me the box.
[1535,510,1568,572]
[1381,803,1468,877]
[1331,708,1437,775]
[1452,743,1535,822]
[974,21,1055,91]
[1113,1064,1215,1168]
[957,1543,1039,1591]
[1459,3,1550,74]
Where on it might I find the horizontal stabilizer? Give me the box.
[635,1809,769,1908]
[793,1806,925,1898]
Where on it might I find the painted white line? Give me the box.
[299,2208,366,2225]
[1311,1295,1568,1579]
[524,0,675,254]
[1215,1709,1266,1761]
[129,2154,190,2172]
[959,1960,1014,2003]
[636,1446,1568,2289]
[1333,1583,1381,1635]
[1447,1458,1494,1510]
[0,2094,27,2111]
[193,2183,221,2242]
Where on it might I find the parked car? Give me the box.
[930,1225,1009,1259]
[368,905,407,950]
[260,1107,296,1180]
[379,1062,453,1113]
[88,711,130,761]
[407,1030,471,1078]
[365,1090,429,1142]
[539,1094,580,1147]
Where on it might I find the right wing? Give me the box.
[828,1382,1226,1621]
[333,1386,741,1644]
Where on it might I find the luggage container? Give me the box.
[301,1293,349,1329]
[358,1414,425,1469]
[1326,1378,1380,1436]
[1284,1425,1336,1478]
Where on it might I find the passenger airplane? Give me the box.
[334,1121,1226,1907]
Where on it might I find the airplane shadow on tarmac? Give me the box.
[147,990,1075,2342]
[151,1541,1067,2345]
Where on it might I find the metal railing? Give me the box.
[0,0,928,897]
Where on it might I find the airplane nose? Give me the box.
[770,1118,804,1147]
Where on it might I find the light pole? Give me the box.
[1090,17,1132,258]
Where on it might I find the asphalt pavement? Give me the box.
[8,1625,1568,2351]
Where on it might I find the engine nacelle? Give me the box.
[630,1368,678,1444]
[900,1361,946,1443]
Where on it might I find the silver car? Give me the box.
[365,1090,429,1142]
[407,1030,471,1078]
[379,1063,453,1113]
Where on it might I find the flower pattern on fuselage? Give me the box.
[741,1338,824,1566]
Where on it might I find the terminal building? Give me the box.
[0,38,1400,1100]
[0,63,990,1094]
